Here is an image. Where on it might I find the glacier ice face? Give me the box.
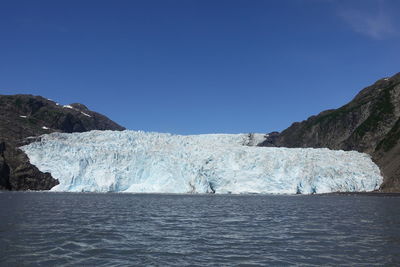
[20,130,383,194]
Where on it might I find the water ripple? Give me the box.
[0,192,399,266]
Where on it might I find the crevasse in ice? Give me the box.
[20,130,383,194]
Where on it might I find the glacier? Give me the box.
[20,130,383,194]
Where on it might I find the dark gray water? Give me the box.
[0,192,399,266]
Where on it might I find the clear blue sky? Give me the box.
[1,0,399,134]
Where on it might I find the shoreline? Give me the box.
[1,190,400,196]
[319,191,400,197]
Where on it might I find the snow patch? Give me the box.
[80,111,91,117]
[19,115,27,118]
[42,126,49,130]
[20,130,383,194]
[62,104,91,117]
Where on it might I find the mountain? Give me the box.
[0,94,125,190]
[20,131,381,194]
[260,72,400,192]
[3,73,399,193]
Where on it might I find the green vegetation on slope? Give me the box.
[377,118,400,152]
[354,84,396,138]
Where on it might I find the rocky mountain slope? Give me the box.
[0,94,125,190]
[260,72,400,192]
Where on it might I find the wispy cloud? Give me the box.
[337,1,398,39]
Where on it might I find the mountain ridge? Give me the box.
[2,72,399,193]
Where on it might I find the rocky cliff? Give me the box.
[260,73,400,192]
[0,94,125,190]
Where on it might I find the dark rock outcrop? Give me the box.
[0,94,125,191]
[260,73,400,192]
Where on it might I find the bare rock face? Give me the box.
[260,73,400,192]
[0,142,11,190]
[0,94,125,191]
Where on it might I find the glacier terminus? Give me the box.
[20,130,383,194]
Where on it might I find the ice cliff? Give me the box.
[20,130,383,194]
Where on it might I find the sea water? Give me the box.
[0,192,399,266]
